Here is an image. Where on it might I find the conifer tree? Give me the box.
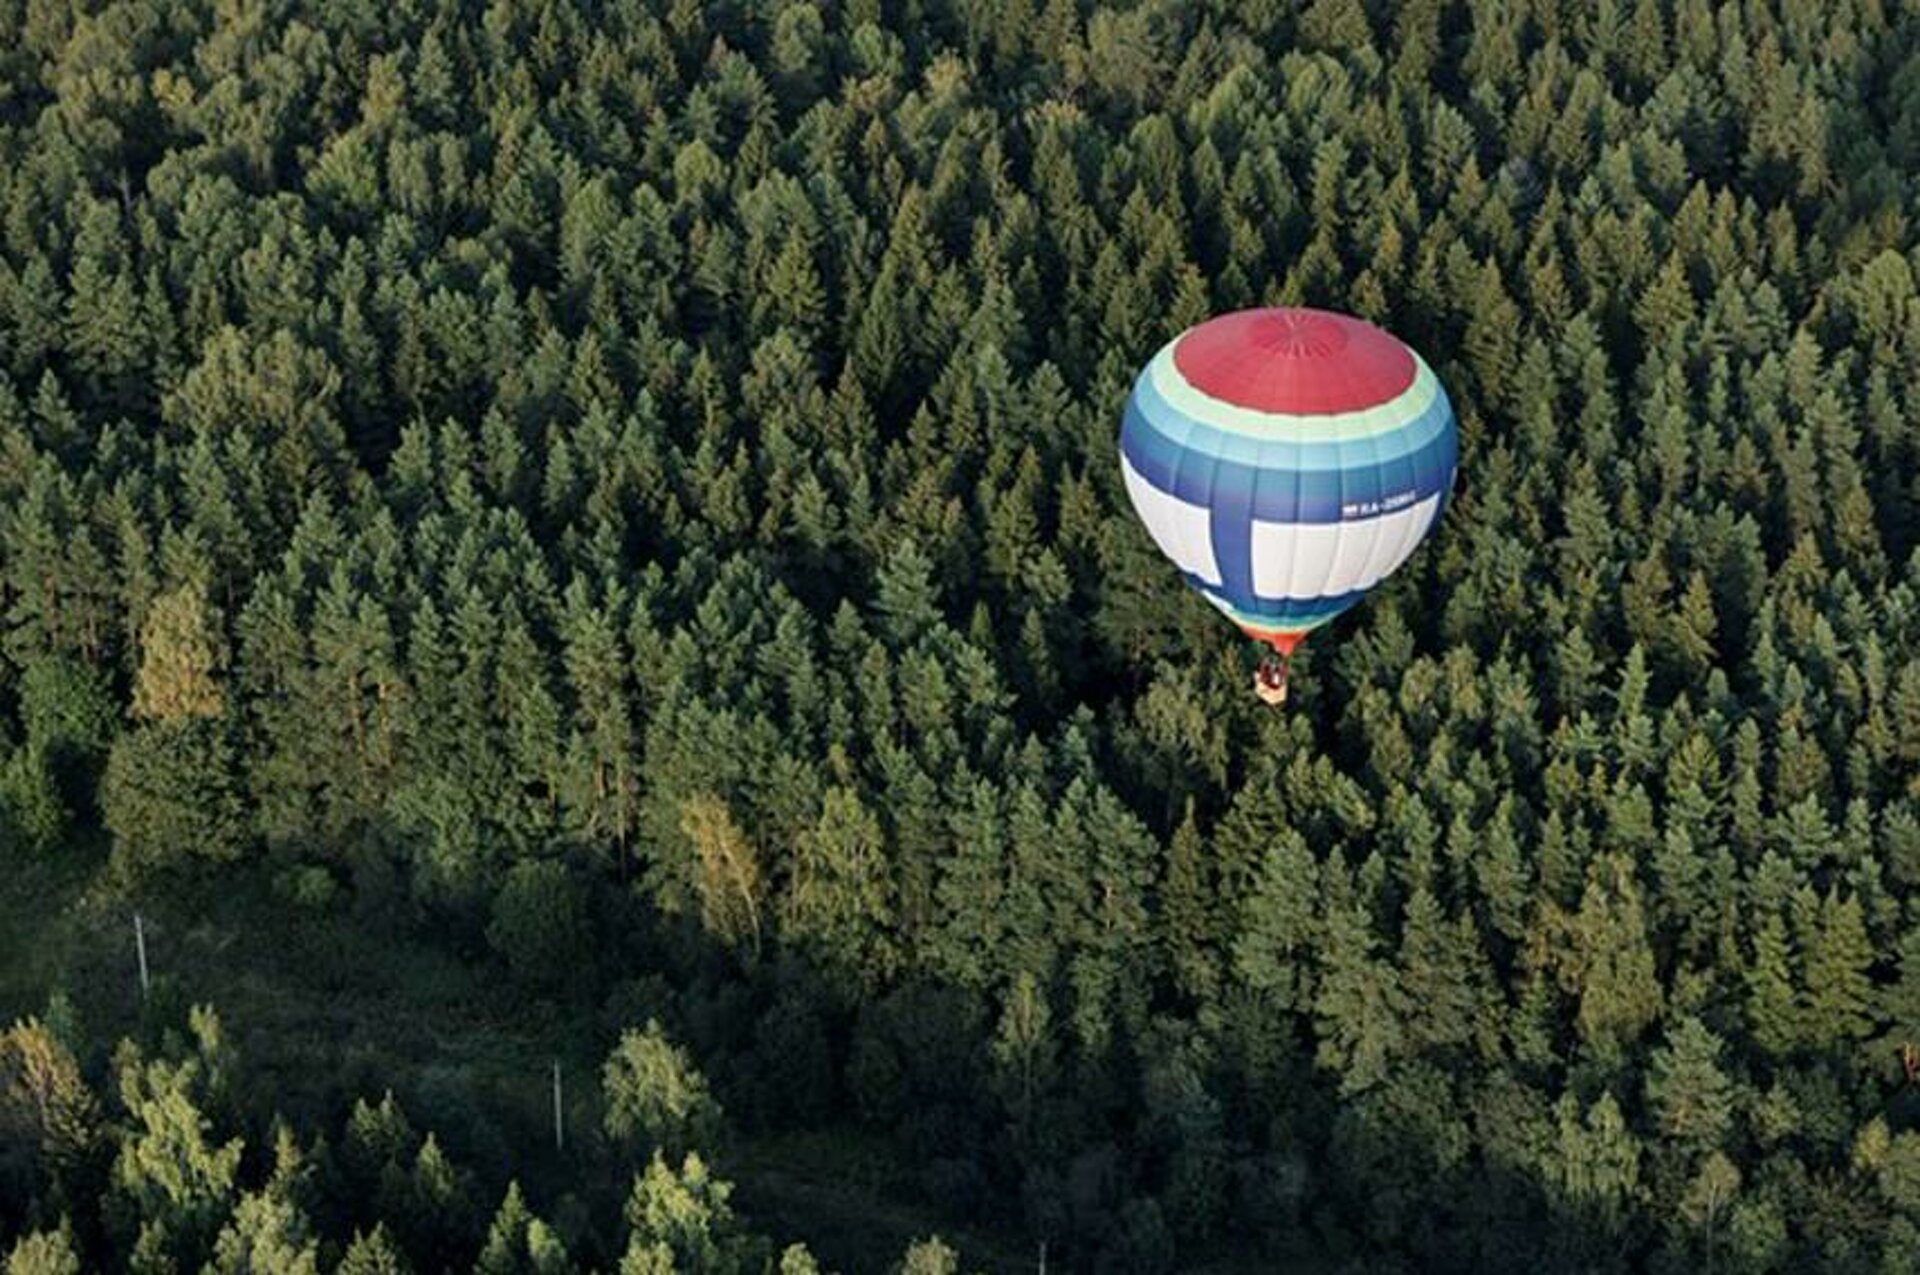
[475,1181,573,1275]
[4,1225,81,1275]
[1745,911,1800,1057]
[1646,1017,1735,1153]
[620,1153,763,1275]
[783,786,896,998]
[1314,895,1408,1096]
[1565,855,1663,1058]
[1802,891,1878,1044]
[1161,804,1218,1003]
[336,1226,408,1275]
[131,582,224,724]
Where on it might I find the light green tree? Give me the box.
[602,1021,723,1160]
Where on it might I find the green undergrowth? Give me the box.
[1,842,1019,1270]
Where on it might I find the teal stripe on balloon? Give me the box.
[1120,396,1456,524]
[1130,365,1449,470]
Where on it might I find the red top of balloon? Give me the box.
[1171,308,1417,415]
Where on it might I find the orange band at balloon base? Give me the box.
[1239,628,1304,657]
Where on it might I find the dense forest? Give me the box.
[2,0,1919,1269]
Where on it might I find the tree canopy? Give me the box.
[3,0,1919,1270]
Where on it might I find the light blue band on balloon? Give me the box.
[1120,396,1457,525]
[1129,362,1453,471]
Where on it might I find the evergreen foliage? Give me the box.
[1,0,1918,1268]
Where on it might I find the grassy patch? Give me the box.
[733,1128,1033,1271]
[0,833,111,1021]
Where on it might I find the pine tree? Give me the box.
[0,1017,99,1188]
[1645,1017,1734,1152]
[131,582,224,723]
[205,1186,321,1275]
[336,1226,408,1275]
[1745,911,1800,1057]
[679,795,765,959]
[341,1091,415,1198]
[1231,831,1320,1013]
[1564,855,1663,1059]
[1463,259,1521,409]
[63,205,149,413]
[101,719,248,875]
[399,1133,475,1272]
[475,1181,573,1274]
[1882,926,1920,1073]
[760,233,827,338]
[929,778,1008,989]
[782,786,896,998]
[1162,804,1218,1003]
[1802,890,1878,1044]
[776,1244,823,1275]
[1314,895,1408,1096]
[109,1036,245,1270]
[1399,889,1485,1056]
[1476,797,1531,942]
[1550,1091,1643,1239]
[620,1152,763,1274]
[873,539,942,648]
[4,1225,82,1275]
[18,653,114,772]
[559,583,637,868]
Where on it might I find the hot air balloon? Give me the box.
[1119,308,1458,705]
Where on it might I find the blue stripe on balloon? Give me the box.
[1129,367,1451,470]
[1209,504,1254,601]
[1435,428,1460,523]
[1120,397,1456,524]
[1185,573,1371,622]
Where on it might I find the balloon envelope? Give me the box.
[1119,308,1457,653]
